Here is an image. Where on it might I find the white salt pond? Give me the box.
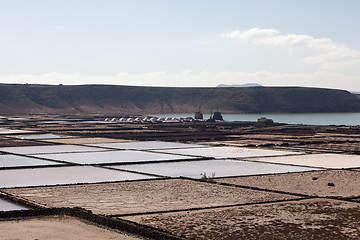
[17,134,71,140]
[41,137,132,144]
[85,141,208,150]
[109,160,320,178]
[0,144,106,155]
[0,166,155,188]
[247,154,360,169]
[0,199,27,211]
[0,155,63,168]
[36,150,200,165]
[154,146,301,159]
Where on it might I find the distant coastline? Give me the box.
[155,112,360,126]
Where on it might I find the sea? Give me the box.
[155,113,360,126]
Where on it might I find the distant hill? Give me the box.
[217,83,263,87]
[0,84,359,116]
[354,93,360,100]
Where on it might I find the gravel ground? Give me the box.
[0,137,51,147]
[216,169,360,198]
[4,179,300,215]
[124,199,360,240]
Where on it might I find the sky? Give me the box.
[0,0,359,91]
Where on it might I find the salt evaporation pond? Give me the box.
[18,134,70,140]
[0,155,63,168]
[247,154,360,169]
[0,144,106,155]
[110,159,320,178]
[0,199,27,211]
[154,146,301,159]
[86,141,208,150]
[37,150,200,165]
[0,166,155,188]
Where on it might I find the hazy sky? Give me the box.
[1,0,359,91]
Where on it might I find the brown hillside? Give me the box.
[1,84,359,115]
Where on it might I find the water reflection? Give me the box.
[110,159,320,178]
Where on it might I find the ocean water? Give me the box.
[155,113,360,126]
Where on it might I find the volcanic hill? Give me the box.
[1,84,359,115]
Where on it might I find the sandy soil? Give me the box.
[304,143,360,152]
[0,215,143,240]
[216,169,360,198]
[198,132,360,153]
[4,179,300,215]
[124,199,360,240]
[200,139,285,147]
[0,128,35,135]
[0,137,50,147]
[40,137,133,144]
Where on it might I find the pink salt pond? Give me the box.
[246,153,360,169]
